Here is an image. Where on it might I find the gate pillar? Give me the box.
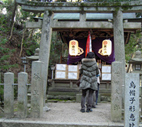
[39,11,53,105]
[112,9,126,121]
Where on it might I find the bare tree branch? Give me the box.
[19,29,27,57]
[9,0,17,40]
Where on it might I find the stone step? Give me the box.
[1,119,142,127]
[0,119,124,127]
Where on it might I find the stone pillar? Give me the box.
[113,9,125,117]
[4,72,14,118]
[39,11,53,105]
[140,74,142,116]
[111,61,122,122]
[113,9,125,76]
[31,61,43,118]
[125,73,139,127]
[80,13,86,22]
[113,9,125,62]
[18,72,28,118]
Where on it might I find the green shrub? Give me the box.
[0,86,4,103]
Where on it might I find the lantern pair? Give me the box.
[69,39,112,56]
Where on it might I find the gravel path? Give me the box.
[25,102,111,124]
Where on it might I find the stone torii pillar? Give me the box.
[111,9,125,122]
[113,9,125,66]
[39,10,53,105]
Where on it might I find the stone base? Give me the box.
[47,80,111,103]
[76,93,81,102]
[0,118,125,127]
[47,94,76,101]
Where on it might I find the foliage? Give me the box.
[0,86,4,104]
[0,1,41,100]
[0,14,9,32]
[0,86,4,96]
[49,32,63,66]
[125,31,142,62]
[16,7,40,25]
[23,41,40,56]
[0,38,18,71]
[48,31,68,77]
[86,0,136,2]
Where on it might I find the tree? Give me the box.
[125,31,142,63]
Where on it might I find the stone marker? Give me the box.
[111,61,123,122]
[125,73,139,127]
[4,72,14,118]
[31,61,43,118]
[18,72,28,118]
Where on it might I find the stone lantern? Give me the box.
[26,48,39,61]
[129,50,142,72]
[128,50,142,87]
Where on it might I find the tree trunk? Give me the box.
[19,29,26,57]
[9,0,17,40]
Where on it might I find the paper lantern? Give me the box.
[98,39,112,56]
[69,40,78,56]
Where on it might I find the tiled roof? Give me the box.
[53,13,136,20]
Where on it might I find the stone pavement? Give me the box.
[0,102,142,127]
[41,102,112,123]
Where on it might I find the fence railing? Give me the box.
[0,61,44,118]
[0,83,31,86]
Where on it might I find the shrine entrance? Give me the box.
[17,0,142,122]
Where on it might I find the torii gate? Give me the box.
[16,0,142,122]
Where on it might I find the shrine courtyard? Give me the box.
[0,102,142,127]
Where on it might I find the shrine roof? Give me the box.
[35,12,141,22]
[53,13,136,20]
[32,13,141,41]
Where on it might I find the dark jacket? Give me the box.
[79,58,99,90]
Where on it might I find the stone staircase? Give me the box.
[47,80,111,103]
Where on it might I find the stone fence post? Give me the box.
[111,61,123,122]
[31,61,43,118]
[18,72,28,118]
[4,72,14,118]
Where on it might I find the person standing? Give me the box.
[96,68,101,105]
[92,68,101,108]
[79,52,99,113]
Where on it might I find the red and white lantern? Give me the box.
[69,40,78,56]
[98,39,112,56]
